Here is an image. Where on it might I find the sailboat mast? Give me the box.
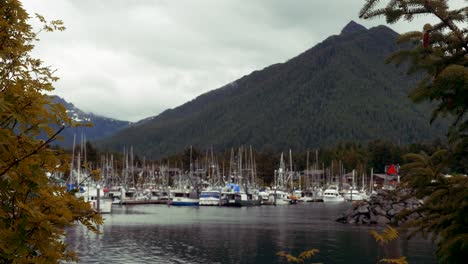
[289,149,293,191]
[306,150,309,189]
[70,134,76,185]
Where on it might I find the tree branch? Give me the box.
[0,126,65,177]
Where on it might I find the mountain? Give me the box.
[51,96,131,147]
[98,21,447,159]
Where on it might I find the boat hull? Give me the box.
[169,197,199,206]
[199,198,220,206]
[322,196,345,202]
[220,199,261,207]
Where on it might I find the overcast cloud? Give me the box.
[22,0,465,122]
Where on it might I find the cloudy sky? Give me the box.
[23,0,465,122]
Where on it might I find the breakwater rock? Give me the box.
[335,189,423,225]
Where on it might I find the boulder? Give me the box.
[357,205,369,214]
[373,206,387,216]
[407,212,420,221]
[335,214,347,223]
[383,203,392,211]
[369,212,377,224]
[392,203,405,213]
[376,215,390,224]
[359,215,370,224]
[347,215,356,224]
[406,197,418,205]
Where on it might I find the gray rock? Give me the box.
[373,206,387,216]
[335,214,346,222]
[383,203,392,211]
[369,212,377,224]
[361,217,370,224]
[388,209,396,217]
[406,197,420,206]
[357,205,369,214]
[392,204,405,214]
[358,214,367,223]
[376,215,390,224]
[407,212,420,221]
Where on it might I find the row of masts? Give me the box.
[67,136,378,193]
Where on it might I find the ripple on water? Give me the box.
[65,204,437,264]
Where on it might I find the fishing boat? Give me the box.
[169,189,199,206]
[267,189,290,205]
[220,184,261,207]
[199,189,221,206]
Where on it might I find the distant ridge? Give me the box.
[51,96,131,147]
[97,21,447,158]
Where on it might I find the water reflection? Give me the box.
[65,204,436,263]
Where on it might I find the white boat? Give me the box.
[258,190,270,204]
[169,189,199,206]
[342,170,369,201]
[268,190,290,205]
[199,190,221,206]
[322,185,345,202]
[298,195,314,202]
[343,188,368,201]
[77,186,113,213]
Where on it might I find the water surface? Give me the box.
[66,203,436,263]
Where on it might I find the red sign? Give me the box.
[387,164,397,175]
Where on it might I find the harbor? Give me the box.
[64,145,401,213]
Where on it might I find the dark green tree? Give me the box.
[360,1,468,262]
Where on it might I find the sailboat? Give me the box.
[68,134,113,213]
[220,147,261,206]
[169,146,199,206]
[343,170,368,201]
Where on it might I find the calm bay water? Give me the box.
[65,203,436,263]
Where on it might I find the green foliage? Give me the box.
[0,0,102,262]
[360,0,467,155]
[401,151,468,264]
[361,1,468,262]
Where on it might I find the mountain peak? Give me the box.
[340,20,367,35]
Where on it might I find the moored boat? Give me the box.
[322,185,345,202]
[169,189,199,206]
[199,190,221,206]
[343,188,368,201]
[77,185,113,213]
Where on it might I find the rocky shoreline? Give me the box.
[335,189,423,225]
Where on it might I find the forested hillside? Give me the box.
[98,21,447,159]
